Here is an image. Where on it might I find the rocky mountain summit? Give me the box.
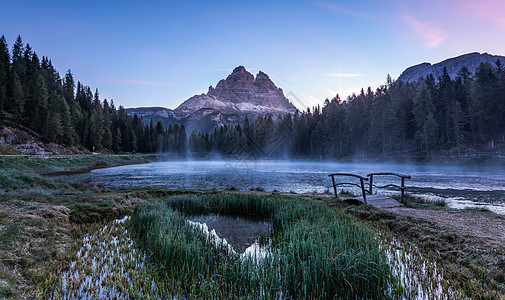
[397,52,505,83]
[174,66,296,117]
[127,66,297,132]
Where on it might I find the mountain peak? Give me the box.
[254,71,277,90]
[398,52,505,83]
[232,66,247,74]
[174,66,297,123]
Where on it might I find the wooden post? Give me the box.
[331,175,337,197]
[401,177,405,203]
[360,178,367,204]
[369,174,373,194]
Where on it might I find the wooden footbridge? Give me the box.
[328,172,411,208]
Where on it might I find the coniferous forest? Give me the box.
[1,35,505,160]
[0,35,187,154]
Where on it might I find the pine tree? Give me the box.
[472,62,498,147]
[11,35,25,78]
[93,88,100,107]
[6,71,24,119]
[177,124,187,156]
[101,99,112,149]
[149,119,163,152]
[89,104,104,151]
[34,74,48,135]
[451,99,466,160]
[0,36,9,113]
[189,126,203,156]
[438,67,453,144]
[57,95,74,146]
[63,70,81,132]
[23,50,41,128]
[413,80,436,154]
[423,113,439,159]
[47,112,63,142]
[113,127,122,153]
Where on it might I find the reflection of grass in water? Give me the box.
[132,193,395,299]
[188,213,270,253]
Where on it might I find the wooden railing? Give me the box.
[328,173,369,203]
[328,172,411,204]
[367,173,411,203]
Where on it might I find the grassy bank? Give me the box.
[345,204,505,299]
[0,154,159,195]
[0,154,159,298]
[131,193,394,299]
[0,154,159,174]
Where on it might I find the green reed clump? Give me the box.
[131,193,394,299]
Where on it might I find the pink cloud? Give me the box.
[402,15,447,48]
[316,2,370,18]
[456,0,505,26]
[82,78,178,87]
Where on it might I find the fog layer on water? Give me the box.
[79,160,505,214]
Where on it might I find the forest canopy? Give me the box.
[1,35,504,160]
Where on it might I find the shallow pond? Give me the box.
[189,213,270,254]
[75,160,505,214]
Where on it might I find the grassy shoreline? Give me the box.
[1,156,504,298]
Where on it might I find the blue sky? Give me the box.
[1,0,505,109]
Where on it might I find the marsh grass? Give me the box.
[131,193,395,299]
[378,231,463,299]
[48,217,173,299]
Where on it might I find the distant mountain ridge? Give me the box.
[397,52,505,83]
[126,66,297,132]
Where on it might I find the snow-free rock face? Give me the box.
[398,52,505,83]
[174,66,297,119]
[126,66,297,132]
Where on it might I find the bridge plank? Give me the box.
[346,194,403,208]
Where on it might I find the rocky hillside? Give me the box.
[397,52,505,83]
[0,123,88,155]
[126,66,297,132]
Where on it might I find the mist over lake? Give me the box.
[81,160,505,214]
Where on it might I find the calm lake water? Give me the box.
[81,160,505,214]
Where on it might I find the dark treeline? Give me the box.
[0,35,187,154]
[2,35,505,159]
[189,64,505,160]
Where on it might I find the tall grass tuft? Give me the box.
[131,193,394,299]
